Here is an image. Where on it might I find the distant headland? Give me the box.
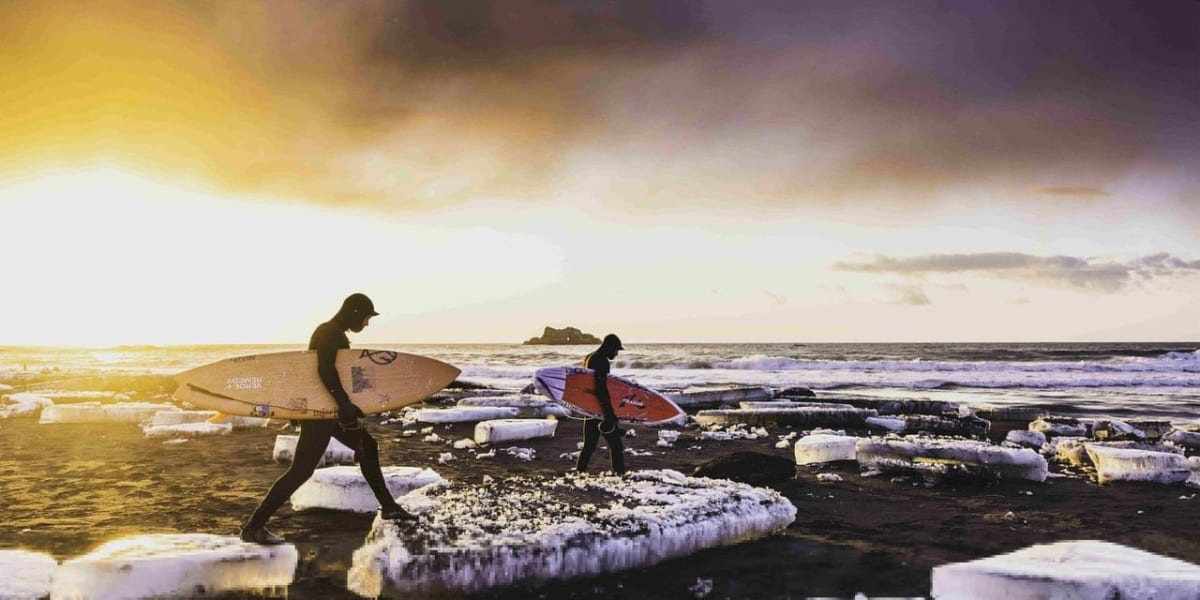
[522,326,601,345]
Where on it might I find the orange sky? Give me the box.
[1,1,1197,345]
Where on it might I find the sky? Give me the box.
[0,0,1197,346]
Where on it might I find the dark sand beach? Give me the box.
[1,386,1198,598]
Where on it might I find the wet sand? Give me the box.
[1,406,1198,599]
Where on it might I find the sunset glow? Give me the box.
[1,1,1196,346]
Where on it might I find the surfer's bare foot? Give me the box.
[240,527,286,545]
[380,506,418,522]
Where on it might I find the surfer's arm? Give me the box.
[592,364,617,423]
[315,345,352,406]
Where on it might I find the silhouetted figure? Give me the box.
[240,293,415,545]
[576,333,626,475]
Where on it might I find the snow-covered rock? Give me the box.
[931,540,1200,599]
[50,534,297,599]
[291,466,444,513]
[348,470,796,597]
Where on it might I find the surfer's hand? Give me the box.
[337,403,364,430]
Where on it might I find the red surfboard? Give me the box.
[532,366,685,426]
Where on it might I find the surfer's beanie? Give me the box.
[341,293,380,318]
[602,334,624,351]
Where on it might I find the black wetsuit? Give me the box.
[576,351,626,475]
[242,318,399,531]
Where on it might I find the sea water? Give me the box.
[1,342,1197,425]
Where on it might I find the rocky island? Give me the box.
[522,326,601,345]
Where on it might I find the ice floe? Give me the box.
[290,466,444,513]
[1164,428,1200,452]
[857,436,1048,482]
[1085,444,1191,485]
[931,540,1200,599]
[739,400,854,410]
[794,433,859,464]
[50,533,297,599]
[0,392,53,419]
[474,418,558,445]
[145,410,269,430]
[695,407,876,428]
[347,469,796,597]
[968,404,1047,423]
[412,406,520,423]
[457,395,572,417]
[272,434,356,466]
[1004,430,1046,449]
[142,421,233,439]
[1029,416,1088,437]
[666,386,773,410]
[0,548,57,600]
[38,402,179,424]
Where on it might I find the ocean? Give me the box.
[2,342,1198,425]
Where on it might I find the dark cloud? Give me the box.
[836,252,1200,293]
[1,0,1195,212]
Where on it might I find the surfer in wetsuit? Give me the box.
[576,334,626,475]
[239,293,416,545]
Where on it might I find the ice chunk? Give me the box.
[667,386,773,410]
[1005,430,1046,449]
[931,540,1200,600]
[50,533,297,599]
[865,416,905,433]
[1029,416,1088,437]
[347,470,796,597]
[143,421,233,438]
[474,418,558,445]
[739,401,854,410]
[458,395,573,417]
[695,407,875,428]
[857,436,1048,482]
[794,433,858,464]
[413,406,520,423]
[1085,444,1191,485]
[147,410,220,426]
[291,466,444,512]
[148,410,270,430]
[0,549,57,600]
[0,392,53,419]
[38,402,179,424]
[1052,437,1091,466]
[272,434,356,466]
[969,404,1047,423]
[1164,428,1200,452]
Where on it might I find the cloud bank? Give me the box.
[836,252,1200,293]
